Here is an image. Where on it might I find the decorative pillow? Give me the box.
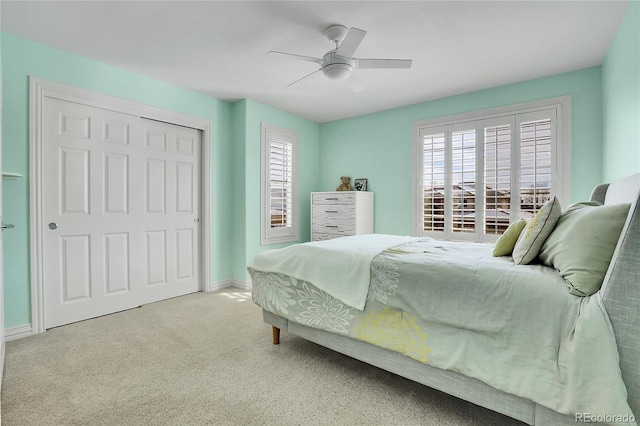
[512,196,562,265]
[538,201,630,296]
[492,219,527,257]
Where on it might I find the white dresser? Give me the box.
[311,191,374,241]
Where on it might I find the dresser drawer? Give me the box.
[312,220,355,236]
[312,232,337,242]
[312,192,356,205]
[312,204,355,221]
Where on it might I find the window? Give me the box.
[413,97,570,242]
[261,123,299,245]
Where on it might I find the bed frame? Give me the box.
[263,173,640,425]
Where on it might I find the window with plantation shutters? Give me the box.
[261,123,299,245]
[413,97,570,242]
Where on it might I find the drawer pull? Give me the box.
[325,197,338,200]
[325,210,338,213]
[325,225,338,228]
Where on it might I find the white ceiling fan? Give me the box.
[268,24,413,87]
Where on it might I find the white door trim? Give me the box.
[29,77,212,334]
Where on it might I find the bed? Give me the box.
[248,173,640,426]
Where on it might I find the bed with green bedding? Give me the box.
[248,173,640,426]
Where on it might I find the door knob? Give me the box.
[48,222,58,230]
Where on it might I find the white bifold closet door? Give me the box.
[42,98,201,329]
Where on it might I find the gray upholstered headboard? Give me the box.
[589,172,640,418]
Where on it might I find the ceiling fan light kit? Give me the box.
[322,63,353,80]
[268,24,412,87]
[321,51,354,80]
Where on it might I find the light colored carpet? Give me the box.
[2,289,525,425]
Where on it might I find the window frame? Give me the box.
[260,122,300,245]
[411,96,572,241]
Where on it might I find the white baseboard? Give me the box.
[6,282,253,341]
[5,324,34,342]
[208,280,233,292]
[231,280,252,290]
[208,280,252,292]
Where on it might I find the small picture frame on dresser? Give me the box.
[354,178,368,191]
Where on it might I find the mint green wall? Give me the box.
[2,10,635,328]
[319,67,603,237]
[213,100,233,281]
[1,33,232,327]
[230,100,248,282]
[232,99,320,283]
[603,1,640,181]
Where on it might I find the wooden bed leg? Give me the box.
[272,326,280,345]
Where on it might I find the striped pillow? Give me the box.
[512,196,562,265]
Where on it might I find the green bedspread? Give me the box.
[248,235,635,424]
[248,234,413,310]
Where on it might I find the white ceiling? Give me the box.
[1,1,629,123]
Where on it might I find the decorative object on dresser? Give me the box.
[354,178,368,191]
[336,176,353,191]
[311,191,374,241]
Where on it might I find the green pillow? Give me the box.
[512,196,562,265]
[538,202,630,296]
[493,219,527,257]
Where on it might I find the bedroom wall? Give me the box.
[230,100,248,287]
[319,67,603,237]
[2,12,632,329]
[0,33,233,328]
[231,99,320,284]
[602,1,640,181]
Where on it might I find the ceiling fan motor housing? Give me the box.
[322,51,354,80]
[324,24,349,43]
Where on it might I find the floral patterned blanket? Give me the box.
[248,234,413,310]
[249,237,635,423]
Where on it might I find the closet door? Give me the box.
[139,118,200,306]
[42,98,200,328]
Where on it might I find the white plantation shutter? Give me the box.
[518,112,554,219]
[269,138,293,228]
[451,128,477,234]
[261,123,299,245]
[414,104,561,242]
[484,120,514,234]
[422,131,446,232]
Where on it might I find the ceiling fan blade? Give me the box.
[356,58,413,69]
[335,27,366,58]
[287,69,322,87]
[268,51,323,64]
